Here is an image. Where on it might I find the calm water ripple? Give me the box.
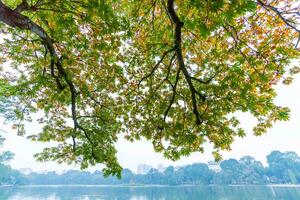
[1,185,300,200]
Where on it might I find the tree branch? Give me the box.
[14,0,30,12]
[257,0,300,48]
[138,48,174,90]
[164,68,180,122]
[166,0,203,125]
[0,1,84,153]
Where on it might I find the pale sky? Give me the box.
[1,70,300,173]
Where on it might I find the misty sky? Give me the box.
[1,72,300,173]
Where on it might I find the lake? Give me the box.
[1,185,300,200]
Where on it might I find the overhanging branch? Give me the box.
[166,0,203,125]
[0,1,94,155]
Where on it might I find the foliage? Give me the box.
[0,0,299,176]
[213,156,267,184]
[267,151,300,184]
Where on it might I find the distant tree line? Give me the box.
[2,151,300,186]
[0,135,26,185]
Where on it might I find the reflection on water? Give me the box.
[1,185,300,200]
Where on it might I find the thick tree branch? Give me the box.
[14,0,30,12]
[166,0,203,125]
[0,1,95,156]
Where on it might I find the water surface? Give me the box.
[1,185,300,200]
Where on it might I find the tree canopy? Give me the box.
[0,0,299,176]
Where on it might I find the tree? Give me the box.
[0,135,14,163]
[0,131,26,185]
[213,157,267,184]
[0,82,15,164]
[238,156,267,184]
[0,0,124,176]
[0,108,14,163]
[0,0,299,176]
[267,151,300,184]
[179,163,214,184]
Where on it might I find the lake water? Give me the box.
[1,185,300,200]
